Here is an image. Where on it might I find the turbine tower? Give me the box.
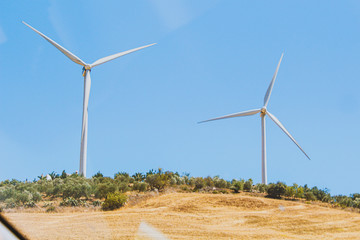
[23,21,156,177]
[199,53,310,184]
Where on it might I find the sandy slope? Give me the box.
[4,192,360,239]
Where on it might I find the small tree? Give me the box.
[254,183,267,193]
[145,172,169,191]
[243,179,253,192]
[266,182,286,199]
[193,177,205,190]
[285,186,296,199]
[230,179,244,193]
[304,191,316,201]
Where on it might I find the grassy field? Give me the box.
[4,192,360,239]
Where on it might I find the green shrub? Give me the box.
[114,172,133,183]
[62,179,92,199]
[24,201,36,208]
[95,182,117,199]
[60,197,87,207]
[304,192,316,201]
[92,200,102,207]
[193,177,205,190]
[46,205,56,213]
[285,186,296,199]
[118,182,130,193]
[254,183,268,193]
[180,185,192,192]
[145,173,169,191]
[5,198,17,209]
[244,179,253,192]
[0,186,16,201]
[132,182,148,192]
[203,177,214,187]
[213,176,229,188]
[230,180,244,193]
[295,186,304,198]
[266,182,286,199]
[310,187,331,202]
[92,171,104,178]
[102,192,127,211]
[15,190,32,204]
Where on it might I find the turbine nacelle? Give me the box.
[260,107,267,115]
[82,66,91,77]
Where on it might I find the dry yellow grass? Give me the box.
[4,192,360,239]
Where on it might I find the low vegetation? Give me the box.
[0,169,359,212]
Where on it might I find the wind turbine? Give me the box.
[23,21,156,177]
[199,53,310,184]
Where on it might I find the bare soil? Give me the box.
[4,192,360,239]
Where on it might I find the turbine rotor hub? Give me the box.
[261,107,267,114]
[82,66,91,76]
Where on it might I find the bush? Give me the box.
[146,173,169,191]
[32,191,42,202]
[254,183,268,193]
[213,176,229,189]
[230,180,244,193]
[102,192,127,211]
[266,182,286,199]
[114,172,133,183]
[132,182,148,192]
[95,182,117,199]
[285,186,296,199]
[244,179,253,192]
[62,179,92,199]
[304,192,316,201]
[15,190,32,204]
[92,200,102,207]
[60,197,87,207]
[92,171,104,178]
[24,201,36,208]
[46,205,56,212]
[118,182,130,193]
[311,187,330,202]
[5,198,17,209]
[193,177,205,190]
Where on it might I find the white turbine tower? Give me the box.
[199,53,310,184]
[23,21,156,177]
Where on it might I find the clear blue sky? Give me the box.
[0,1,359,195]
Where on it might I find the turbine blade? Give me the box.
[90,43,156,68]
[263,53,284,108]
[22,21,86,66]
[199,109,261,123]
[266,111,310,160]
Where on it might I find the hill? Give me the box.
[4,192,360,239]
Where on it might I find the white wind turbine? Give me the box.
[199,54,310,184]
[23,21,156,177]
